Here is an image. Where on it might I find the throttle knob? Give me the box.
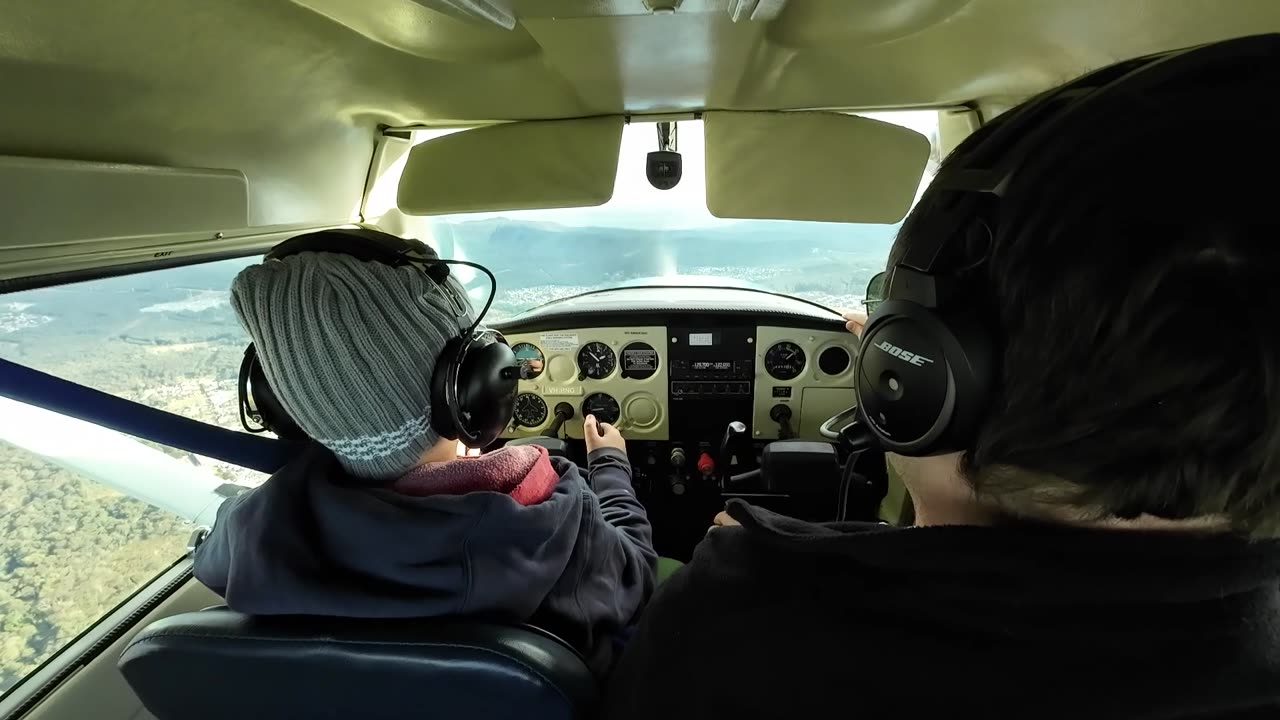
[669,448,689,496]
[670,448,687,467]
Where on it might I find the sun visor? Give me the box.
[397,117,624,216]
[703,111,930,224]
[0,156,249,247]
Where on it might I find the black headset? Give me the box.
[238,227,520,449]
[853,33,1280,456]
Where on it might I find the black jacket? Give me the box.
[605,499,1280,719]
[194,444,656,674]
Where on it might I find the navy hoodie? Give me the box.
[606,499,1280,718]
[193,443,657,674]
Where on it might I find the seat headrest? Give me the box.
[119,608,598,720]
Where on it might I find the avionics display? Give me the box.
[668,326,756,439]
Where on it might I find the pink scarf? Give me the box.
[391,444,559,507]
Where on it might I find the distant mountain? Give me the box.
[430,218,897,289]
[0,220,893,347]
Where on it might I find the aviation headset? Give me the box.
[853,33,1279,456]
[238,227,520,448]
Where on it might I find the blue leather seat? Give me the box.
[119,607,598,720]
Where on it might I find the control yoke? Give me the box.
[818,405,877,454]
[544,403,575,439]
[820,404,884,521]
[769,404,795,440]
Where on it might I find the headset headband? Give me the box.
[900,33,1280,275]
[239,227,514,448]
[267,229,453,284]
[854,33,1280,457]
[269,227,496,337]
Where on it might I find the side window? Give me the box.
[0,256,268,696]
[0,436,191,696]
[0,255,267,486]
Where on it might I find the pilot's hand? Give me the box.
[712,511,741,528]
[842,310,868,338]
[584,414,626,454]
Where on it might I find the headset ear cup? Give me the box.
[238,345,264,431]
[430,336,465,442]
[244,346,308,442]
[455,335,518,448]
[433,332,519,448]
[855,300,992,456]
[936,309,993,443]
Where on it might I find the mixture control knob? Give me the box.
[697,452,716,477]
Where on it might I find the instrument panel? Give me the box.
[493,289,876,561]
[500,322,859,443]
[754,326,859,440]
[502,326,670,441]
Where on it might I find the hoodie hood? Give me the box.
[604,501,1280,719]
[725,498,1280,606]
[723,498,1280,664]
[195,443,587,621]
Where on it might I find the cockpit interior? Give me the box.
[0,1,1276,719]
[495,284,882,558]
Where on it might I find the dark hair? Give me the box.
[893,50,1280,537]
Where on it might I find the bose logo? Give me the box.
[874,340,935,367]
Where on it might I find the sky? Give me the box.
[380,111,939,230]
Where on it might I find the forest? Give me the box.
[0,255,259,694]
[0,445,191,691]
[0,218,893,695]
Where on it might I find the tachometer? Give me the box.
[581,392,621,426]
[765,341,806,380]
[577,341,617,380]
[511,342,545,380]
[513,393,548,428]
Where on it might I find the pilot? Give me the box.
[604,34,1280,716]
[191,230,657,676]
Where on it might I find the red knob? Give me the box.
[697,452,715,477]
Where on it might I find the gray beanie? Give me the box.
[231,251,475,480]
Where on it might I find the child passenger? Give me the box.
[193,230,657,674]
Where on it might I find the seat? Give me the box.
[119,607,598,720]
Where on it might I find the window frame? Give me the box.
[0,559,195,715]
[0,251,291,699]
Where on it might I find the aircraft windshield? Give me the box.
[371,113,939,322]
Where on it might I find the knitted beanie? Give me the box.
[231,250,474,479]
